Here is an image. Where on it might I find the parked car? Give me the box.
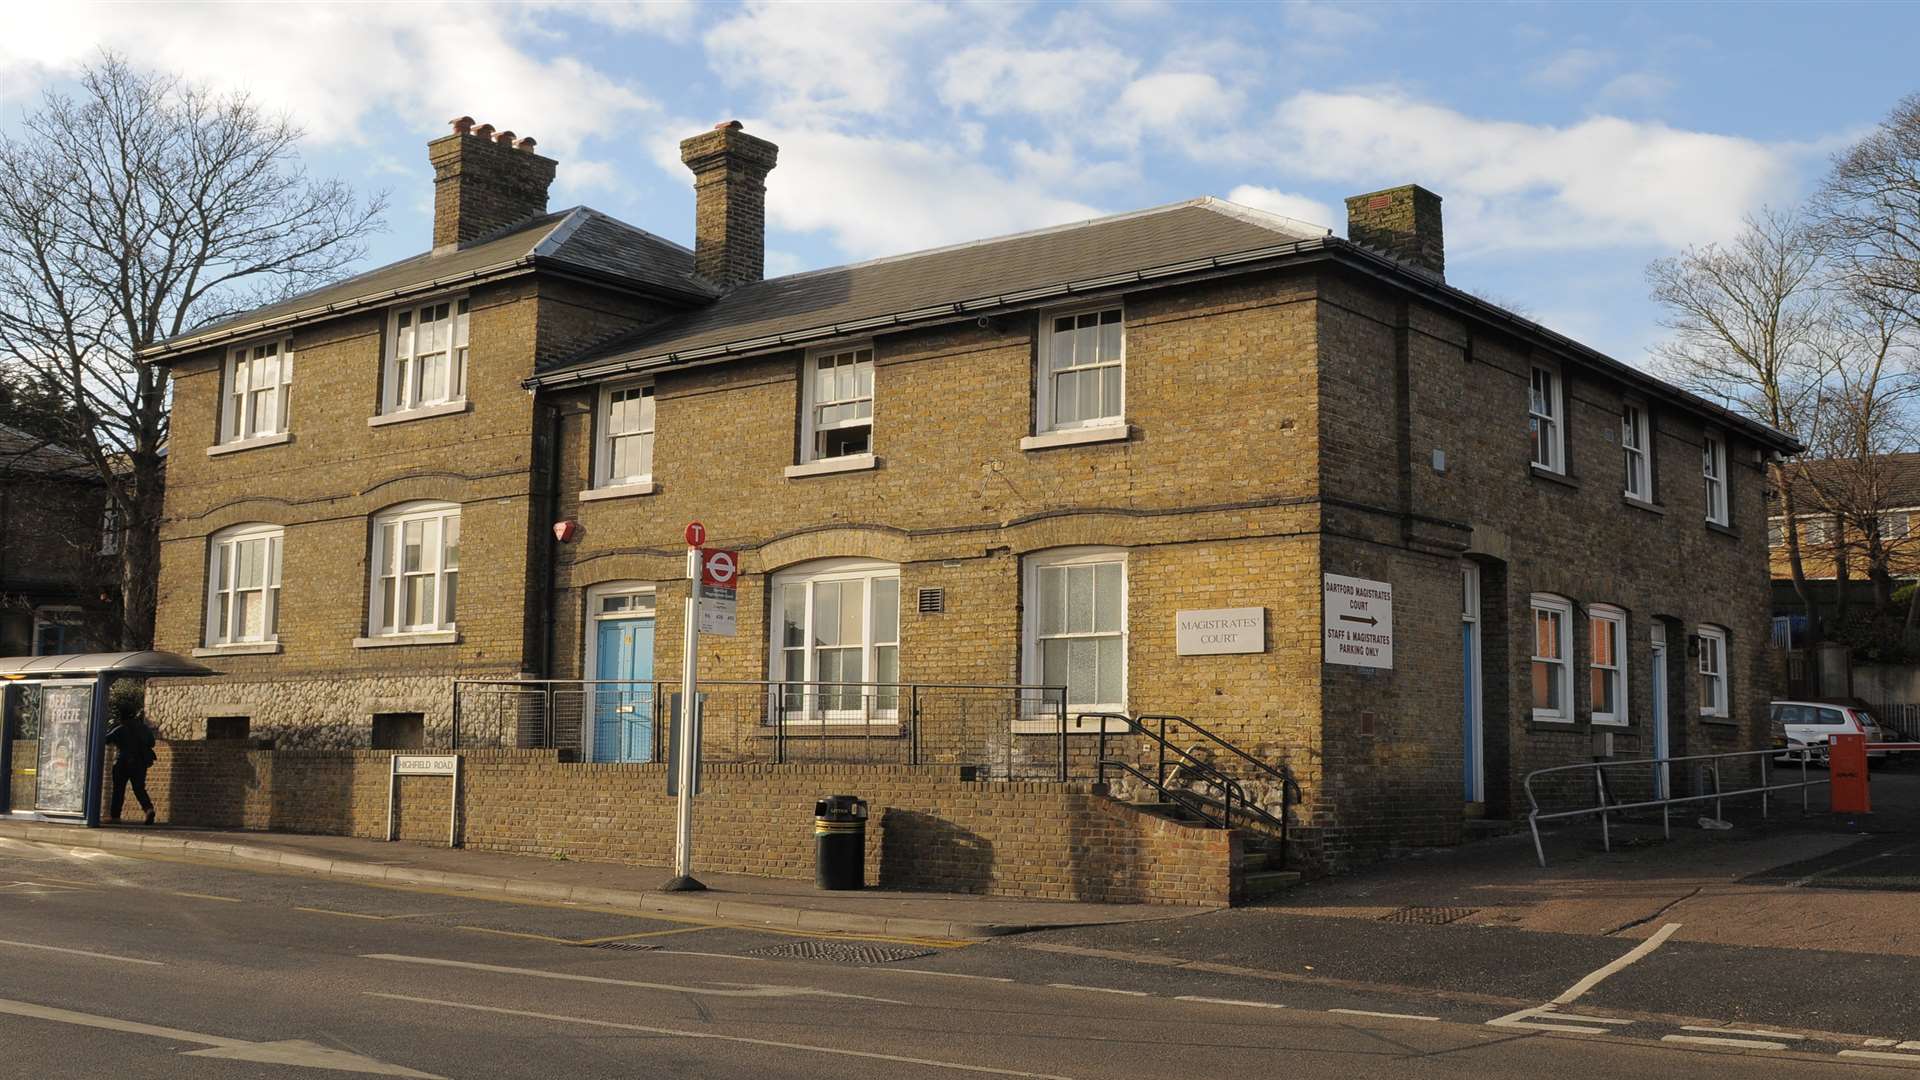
[1770,699,1889,766]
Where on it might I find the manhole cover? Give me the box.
[746,940,936,964]
[579,941,662,951]
[1378,906,1476,925]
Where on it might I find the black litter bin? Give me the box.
[814,794,868,890]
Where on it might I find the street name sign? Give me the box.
[1323,573,1394,669]
[394,755,457,776]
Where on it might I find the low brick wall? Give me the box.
[139,742,1236,906]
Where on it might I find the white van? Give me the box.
[1769,700,1888,765]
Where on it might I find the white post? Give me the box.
[666,544,705,891]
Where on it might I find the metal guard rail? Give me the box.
[1524,747,1828,867]
[1136,713,1304,810]
[1082,711,1292,864]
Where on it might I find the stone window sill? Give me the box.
[1021,424,1129,452]
[579,481,657,502]
[1528,464,1579,489]
[192,642,282,657]
[368,400,469,428]
[206,432,291,457]
[784,453,877,479]
[1706,520,1738,538]
[1012,718,1131,735]
[352,631,459,648]
[1623,495,1664,516]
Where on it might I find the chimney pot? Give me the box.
[450,116,474,135]
[680,122,779,289]
[1344,184,1445,279]
[428,119,558,250]
[515,136,537,152]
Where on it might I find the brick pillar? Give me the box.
[679,121,780,289]
[1344,185,1444,279]
[428,118,558,250]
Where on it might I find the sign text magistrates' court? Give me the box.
[1175,607,1265,655]
[1323,573,1394,669]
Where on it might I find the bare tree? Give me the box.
[0,55,383,648]
[1648,208,1829,637]
[1822,94,1920,328]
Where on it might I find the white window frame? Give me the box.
[1697,625,1729,718]
[100,502,120,556]
[367,502,461,638]
[1035,303,1126,435]
[30,606,84,657]
[205,523,284,647]
[1622,404,1650,500]
[1879,510,1911,541]
[1767,517,1785,548]
[1529,365,1564,474]
[1702,434,1728,526]
[382,295,469,416]
[221,337,294,445]
[767,558,901,724]
[799,344,874,464]
[593,380,656,490]
[1022,547,1129,730]
[1530,593,1573,723]
[1588,604,1628,728]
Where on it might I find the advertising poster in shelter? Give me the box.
[34,685,93,815]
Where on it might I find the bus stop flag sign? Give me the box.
[698,547,738,637]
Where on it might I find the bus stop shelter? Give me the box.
[0,652,216,827]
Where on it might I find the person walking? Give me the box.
[104,708,157,825]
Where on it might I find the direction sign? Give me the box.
[1323,573,1393,669]
[684,521,706,547]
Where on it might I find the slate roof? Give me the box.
[1773,452,1920,509]
[534,198,1325,381]
[141,208,717,361]
[0,424,92,479]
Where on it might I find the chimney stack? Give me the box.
[1344,185,1444,279]
[428,116,558,251]
[680,121,779,289]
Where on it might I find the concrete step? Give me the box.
[1240,869,1302,900]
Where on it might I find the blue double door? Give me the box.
[593,615,655,763]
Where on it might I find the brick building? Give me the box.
[0,424,117,655]
[139,119,1796,876]
[1766,452,1920,645]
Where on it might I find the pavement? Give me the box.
[0,817,1199,941]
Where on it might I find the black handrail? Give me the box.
[1084,711,1290,842]
[1098,760,1235,830]
[1137,712,1303,809]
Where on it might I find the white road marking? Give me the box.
[1680,1025,1803,1040]
[1553,922,1680,1005]
[1662,1034,1790,1050]
[1328,1008,1440,1021]
[370,992,1081,1080]
[0,937,163,966]
[1902,1041,1920,1051]
[1046,983,1149,996]
[0,996,440,1077]
[362,953,904,1004]
[1174,996,1288,1009]
[1486,1005,1634,1034]
[1840,1050,1920,1065]
[885,970,1015,983]
[1865,1039,1902,1047]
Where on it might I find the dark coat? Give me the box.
[104,720,156,771]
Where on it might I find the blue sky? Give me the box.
[6,1,1918,363]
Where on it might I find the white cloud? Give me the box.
[0,3,656,161]
[1281,0,1375,38]
[752,126,1104,258]
[1263,90,1801,252]
[704,1,952,119]
[1530,47,1615,88]
[1224,185,1335,232]
[1595,71,1674,105]
[938,44,1138,117]
[525,0,700,39]
[1109,72,1244,146]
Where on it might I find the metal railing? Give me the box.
[451,678,1070,780]
[1083,711,1296,862]
[1524,747,1830,867]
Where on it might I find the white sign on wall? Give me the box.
[394,755,458,776]
[1175,608,1266,655]
[1323,573,1394,669]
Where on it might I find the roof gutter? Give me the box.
[138,256,715,365]
[525,235,1801,456]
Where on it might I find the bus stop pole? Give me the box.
[665,542,705,892]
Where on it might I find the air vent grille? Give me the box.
[918,587,945,614]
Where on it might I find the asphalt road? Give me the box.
[1,836,1917,1078]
